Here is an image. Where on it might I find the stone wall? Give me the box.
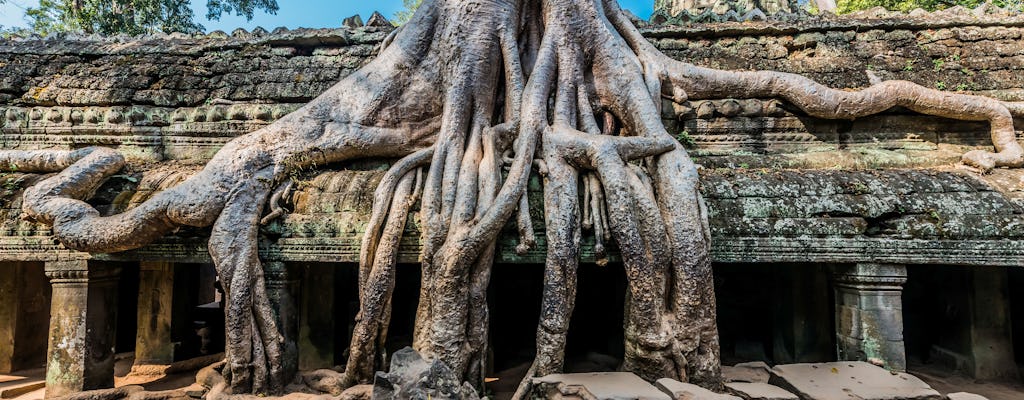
[1,10,1024,266]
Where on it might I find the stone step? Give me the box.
[0,369,45,399]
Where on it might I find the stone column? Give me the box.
[0,262,50,373]
[773,265,832,364]
[832,263,907,371]
[963,266,1017,380]
[134,262,175,366]
[297,263,335,370]
[0,262,23,374]
[265,261,299,382]
[44,260,120,398]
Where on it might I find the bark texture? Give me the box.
[3,0,1024,398]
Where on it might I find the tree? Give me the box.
[25,0,278,36]
[836,0,1023,13]
[393,0,423,25]
[4,0,1023,398]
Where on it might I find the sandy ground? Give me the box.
[911,364,1024,400]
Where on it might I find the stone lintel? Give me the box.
[832,263,908,371]
[43,260,121,398]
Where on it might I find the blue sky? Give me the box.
[0,0,656,32]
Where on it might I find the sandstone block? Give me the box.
[946,393,988,400]
[769,362,942,400]
[534,372,670,400]
[724,382,797,400]
[655,378,741,400]
[723,362,772,383]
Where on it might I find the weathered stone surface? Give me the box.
[722,362,771,383]
[724,382,797,400]
[371,347,479,400]
[535,373,670,400]
[946,393,989,400]
[44,260,121,398]
[832,263,908,371]
[769,362,942,400]
[134,262,175,366]
[3,165,1024,267]
[655,378,741,400]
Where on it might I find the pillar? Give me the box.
[0,262,51,373]
[963,266,1017,380]
[832,263,907,371]
[134,262,175,366]
[44,260,120,398]
[773,264,832,363]
[298,263,335,370]
[265,261,299,382]
[0,262,16,373]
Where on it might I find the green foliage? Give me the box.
[837,0,1023,13]
[25,0,277,36]
[393,0,423,25]
[675,130,696,147]
[206,0,277,21]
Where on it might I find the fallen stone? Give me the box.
[724,382,797,400]
[723,362,771,383]
[372,347,479,400]
[946,393,989,400]
[534,372,670,400]
[654,378,740,400]
[770,362,942,400]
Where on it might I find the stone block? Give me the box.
[535,372,670,400]
[769,362,942,400]
[945,393,988,400]
[722,362,771,383]
[654,378,740,400]
[724,382,797,400]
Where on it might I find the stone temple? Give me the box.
[1,3,1024,400]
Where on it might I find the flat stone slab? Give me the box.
[725,382,798,400]
[946,393,988,400]
[769,362,942,400]
[655,379,741,400]
[723,362,771,383]
[535,372,671,400]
